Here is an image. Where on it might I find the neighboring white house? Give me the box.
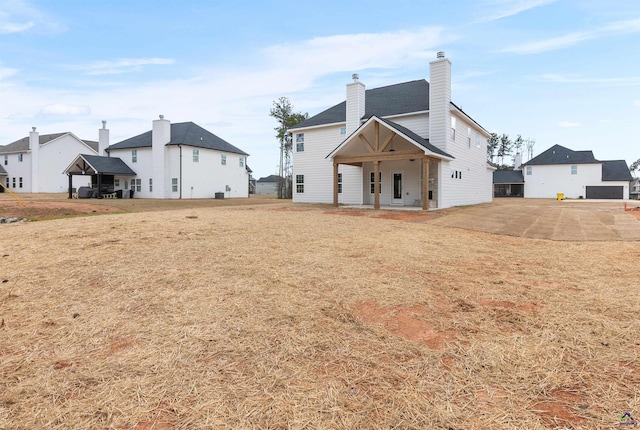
[0,129,99,193]
[631,177,640,200]
[521,144,633,199]
[289,52,494,210]
[256,175,281,195]
[101,116,250,199]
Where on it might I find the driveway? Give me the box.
[430,198,640,241]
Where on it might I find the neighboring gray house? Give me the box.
[256,175,281,195]
[630,177,640,199]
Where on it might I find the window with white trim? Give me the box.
[221,154,226,165]
[296,133,304,152]
[370,171,382,194]
[149,178,153,192]
[239,156,244,167]
[18,154,23,162]
[296,174,304,193]
[172,178,178,192]
[193,149,199,162]
[467,127,471,148]
[19,177,23,188]
[451,117,456,141]
[526,166,532,176]
[339,127,346,135]
[131,178,141,192]
[337,173,342,194]
[571,165,577,175]
[12,177,16,188]
[5,178,9,188]
[132,149,137,163]
[4,155,7,165]
[115,179,120,187]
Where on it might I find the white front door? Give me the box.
[392,171,404,205]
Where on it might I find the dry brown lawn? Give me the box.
[1,197,639,429]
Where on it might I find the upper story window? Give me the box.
[239,156,244,167]
[193,149,199,162]
[526,166,532,176]
[571,165,577,175]
[476,134,482,149]
[18,154,23,162]
[467,127,471,148]
[339,127,346,136]
[221,154,227,165]
[296,133,304,152]
[3,155,7,165]
[132,149,137,163]
[451,117,456,141]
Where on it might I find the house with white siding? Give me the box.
[289,52,494,210]
[97,116,250,199]
[0,129,99,193]
[521,144,632,199]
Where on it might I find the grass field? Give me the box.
[1,196,639,429]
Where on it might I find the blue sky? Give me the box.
[1,0,639,178]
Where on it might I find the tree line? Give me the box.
[486,133,535,170]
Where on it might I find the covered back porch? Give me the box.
[328,116,452,210]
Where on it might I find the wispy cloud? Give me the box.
[503,18,640,54]
[0,0,65,34]
[558,120,580,128]
[39,103,91,117]
[64,58,176,75]
[477,0,557,22]
[0,66,19,80]
[537,74,640,86]
[634,100,640,106]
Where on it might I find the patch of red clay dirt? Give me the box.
[354,300,451,349]
[531,389,587,427]
[373,212,439,222]
[324,210,366,217]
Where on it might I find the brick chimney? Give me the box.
[152,115,170,198]
[98,120,109,156]
[429,51,452,153]
[346,73,365,135]
[29,127,39,192]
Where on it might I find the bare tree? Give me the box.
[269,97,308,199]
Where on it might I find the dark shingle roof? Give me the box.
[493,170,524,184]
[107,122,247,155]
[602,160,633,181]
[377,117,452,158]
[258,175,282,183]
[0,133,98,154]
[67,154,136,176]
[291,80,430,129]
[523,144,600,165]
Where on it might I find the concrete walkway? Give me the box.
[429,198,640,241]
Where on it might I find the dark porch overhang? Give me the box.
[63,154,136,199]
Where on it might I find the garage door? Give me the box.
[585,186,623,199]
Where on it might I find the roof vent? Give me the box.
[437,51,445,59]
[352,73,359,82]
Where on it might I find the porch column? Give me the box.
[374,160,380,210]
[333,162,339,207]
[68,174,73,199]
[422,157,430,210]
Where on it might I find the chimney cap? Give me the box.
[352,73,359,81]
[32,127,37,132]
[159,114,164,119]
[102,120,107,129]
[437,51,445,59]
